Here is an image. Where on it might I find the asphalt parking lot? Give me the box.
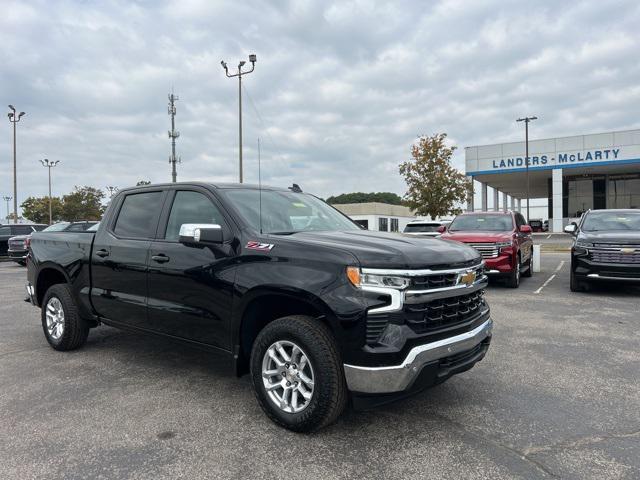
[0,256,638,480]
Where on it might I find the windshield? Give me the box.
[43,223,70,232]
[404,224,440,233]
[582,211,640,231]
[449,214,514,232]
[222,189,361,234]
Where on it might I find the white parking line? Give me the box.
[546,234,552,239]
[534,261,565,294]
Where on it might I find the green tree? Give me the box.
[399,133,471,219]
[61,186,105,221]
[326,192,405,205]
[20,196,64,224]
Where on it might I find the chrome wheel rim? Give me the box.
[45,297,65,340]
[262,340,314,414]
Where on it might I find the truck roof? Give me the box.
[118,182,292,194]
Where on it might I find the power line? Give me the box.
[241,83,286,162]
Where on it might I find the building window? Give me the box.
[390,218,399,232]
[378,217,388,231]
[354,219,368,229]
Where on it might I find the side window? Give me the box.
[515,214,523,228]
[67,223,86,232]
[16,226,33,235]
[165,191,225,242]
[113,191,163,238]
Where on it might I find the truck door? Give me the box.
[146,189,236,351]
[91,190,166,328]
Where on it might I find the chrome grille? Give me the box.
[364,263,487,345]
[8,239,25,250]
[591,248,640,264]
[464,242,499,259]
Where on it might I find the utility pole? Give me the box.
[2,196,11,223]
[221,54,257,183]
[40,159,59,225]
[8,105,26,223]
[516,116,538,222]
[168,93,180,183]
[105,186,118,198]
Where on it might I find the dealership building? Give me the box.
[465,129,640,232]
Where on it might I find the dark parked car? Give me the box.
[564,209,640,291]
[26,182,492,432]
[1,224,47,259]
[7,221,98,265]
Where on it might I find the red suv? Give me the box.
[439,211,534,287]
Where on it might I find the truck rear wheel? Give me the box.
[250,315,347,432]
[41,284,89,351]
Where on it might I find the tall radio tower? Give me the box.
[168,92,181,182]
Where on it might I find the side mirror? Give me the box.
[437,225,446,233]
[519,225,532,234]
[179,223,223,245]
[563,223,577,234]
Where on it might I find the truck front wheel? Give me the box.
[41,284,89,351]
[250,315,347,432]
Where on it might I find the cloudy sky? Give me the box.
[2,0,640,215]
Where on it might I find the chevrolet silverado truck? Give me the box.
[26,182,492,432]
[439,211,533,288]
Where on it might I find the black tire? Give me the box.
[570,270,587,292]
[41,284,90,351]
[250,315,347,432]
[505,255,521,288]
[522,252,533,278]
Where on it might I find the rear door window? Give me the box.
[113,191,164,239]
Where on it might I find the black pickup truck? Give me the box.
[26,182,492,432]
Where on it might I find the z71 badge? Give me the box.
[246,241,275,252]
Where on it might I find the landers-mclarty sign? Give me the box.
[492,148,621,170]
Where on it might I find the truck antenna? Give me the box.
[258,137,263,235]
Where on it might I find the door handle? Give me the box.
[95,249,109,258]
[151,254,170,263]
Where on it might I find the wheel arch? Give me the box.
[35,263,71,307]
[234,287,337,376]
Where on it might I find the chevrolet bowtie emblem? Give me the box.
[459,270,476,287]
[621,248,636,254]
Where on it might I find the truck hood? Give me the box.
[271,230,481,269]
[440,231,513,243]
[580,231,640,245]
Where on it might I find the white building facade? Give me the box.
[332,202,415,232]
[465,129,640,232]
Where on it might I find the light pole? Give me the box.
[40,159,59,225]
[8,105,26,223]
[105,186,118,198]
[516,116,537,222]
[2,196,11,223]
[168,93,180,183]
[221,54,257,183]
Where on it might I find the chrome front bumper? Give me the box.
[343,318,493,394]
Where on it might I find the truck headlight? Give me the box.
[346,267,409,289]
[495,241,512,253]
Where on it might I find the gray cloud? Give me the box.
[2,0,640,216]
